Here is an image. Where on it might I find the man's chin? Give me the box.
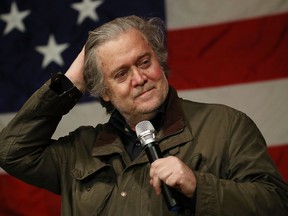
[138,104,160,115]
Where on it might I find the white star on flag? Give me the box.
[0,2,30,35]
[71,0,104,24]
[35,35,69,69]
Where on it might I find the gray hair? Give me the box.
[84,15,169,113]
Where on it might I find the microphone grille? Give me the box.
[135,120,155,137]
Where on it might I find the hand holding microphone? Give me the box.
[136,120,181,211]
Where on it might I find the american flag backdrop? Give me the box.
[0,0,287,215]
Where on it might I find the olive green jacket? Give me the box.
[0,80,288,216]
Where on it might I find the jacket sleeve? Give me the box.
[0,79,81,194]
[194,110,288,216]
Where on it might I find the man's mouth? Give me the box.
[134,86,155,99]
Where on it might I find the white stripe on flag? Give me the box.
[54,102,109,138]
[178,78,288,146]
[166,0,288,29]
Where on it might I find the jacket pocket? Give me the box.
[71,165,116,215]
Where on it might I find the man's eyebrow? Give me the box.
[138,52,151,59]
[110,65,129,78]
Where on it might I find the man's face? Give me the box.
[96,29,169,127]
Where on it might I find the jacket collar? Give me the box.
[160,87,186,138]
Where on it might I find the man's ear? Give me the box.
[102,92,110,102]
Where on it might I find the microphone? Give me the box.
[135,120,181,212]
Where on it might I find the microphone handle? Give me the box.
[144,143,181,212]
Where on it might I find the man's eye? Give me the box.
[115,70,128,82]
[139,59,151,69]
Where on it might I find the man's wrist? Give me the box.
[50,72,82,99]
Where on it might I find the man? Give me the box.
[0,15,287,216]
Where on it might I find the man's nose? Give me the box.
[131,66,147,86]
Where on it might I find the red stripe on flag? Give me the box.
[268,145,288,182]
[0,175,61,216]
[167,13,288,90]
